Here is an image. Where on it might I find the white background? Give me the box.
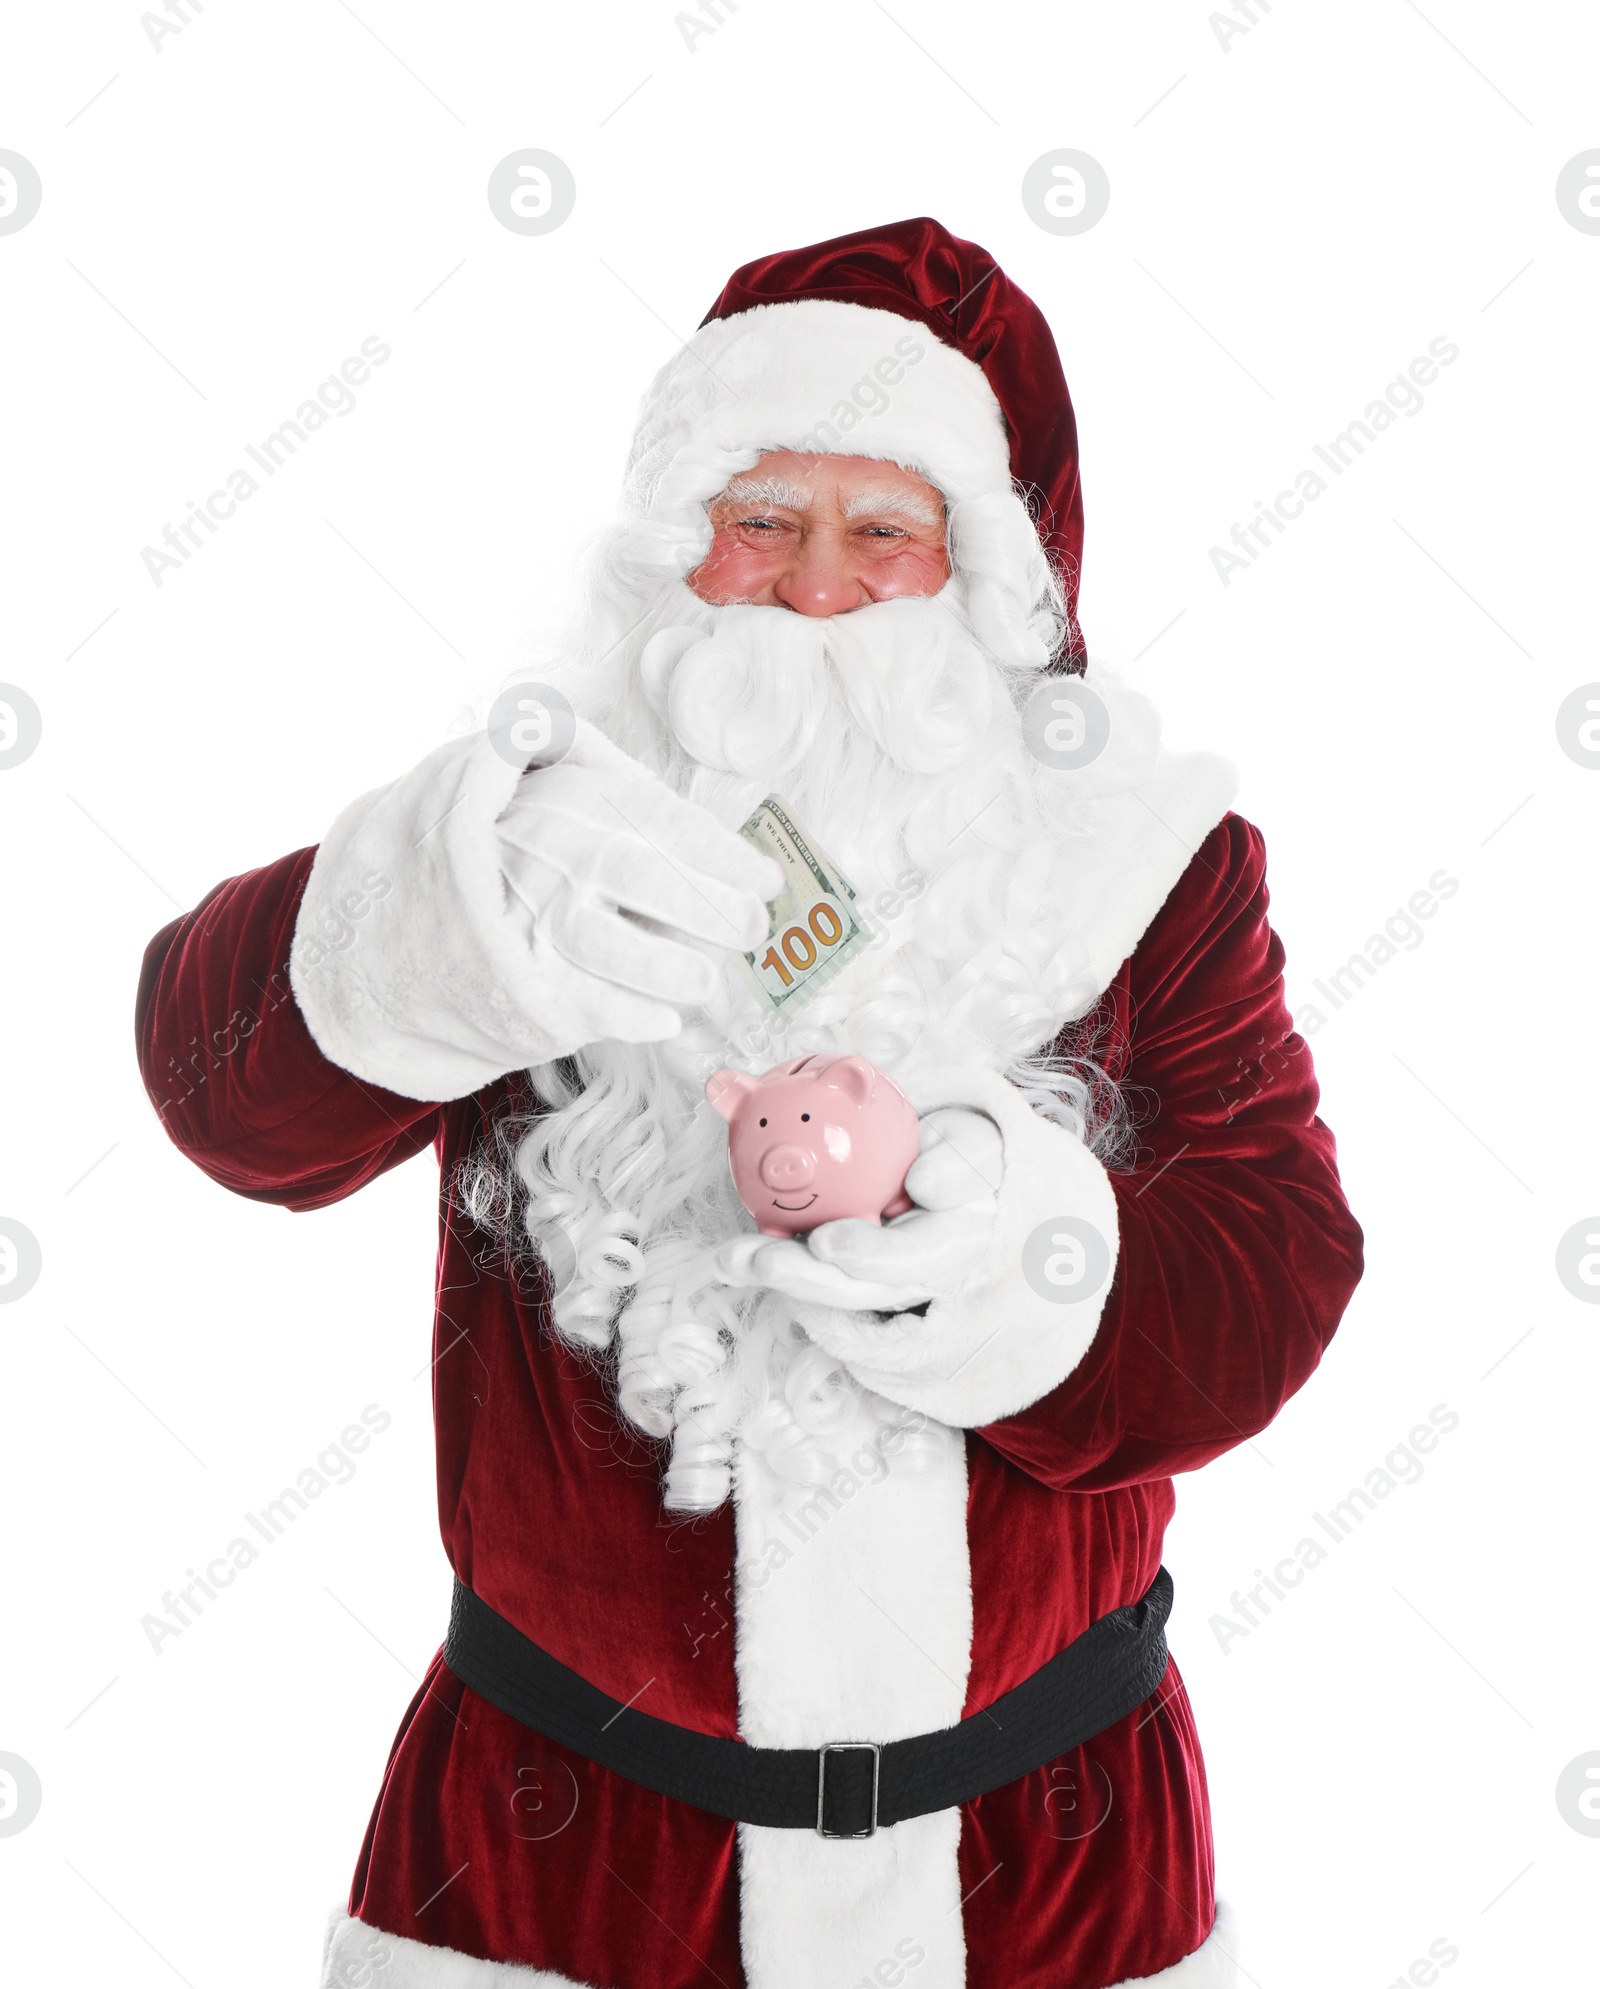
[2,2,1597,1984]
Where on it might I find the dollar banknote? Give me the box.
[736,796,866,1014]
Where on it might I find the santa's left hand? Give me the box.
[713,1067,1123,1431]
[713,1106,1003,1314]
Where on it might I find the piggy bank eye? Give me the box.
[758,1117,767,1127]
[800,1113,810,1122]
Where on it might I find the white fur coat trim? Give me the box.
[1030,672,1238,1027]
[316,1902,1239,1986]
[798,1065,1120,1428]
[732,1422,973,1987]
[319,1910,584,1986]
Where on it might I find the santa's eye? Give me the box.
[800,1113,810,1121]
[759,1117,767,1126]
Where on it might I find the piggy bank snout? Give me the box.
[757,1143,817,1191]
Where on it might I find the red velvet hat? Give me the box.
[703,217,1086,665]
[623,218,1086,667]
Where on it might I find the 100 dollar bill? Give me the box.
[736,796,866,1014]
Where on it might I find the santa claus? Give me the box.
[137,218,1363,1989]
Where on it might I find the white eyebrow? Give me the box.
[717,474,814,511]
[842,487,942,526]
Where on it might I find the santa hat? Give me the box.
[624,217,1088,665]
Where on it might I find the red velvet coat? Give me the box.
[136,812,1362,1989]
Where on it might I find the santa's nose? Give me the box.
[771,547,868,618]
[758,1144,816,1191]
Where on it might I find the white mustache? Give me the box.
[639,589,995,781]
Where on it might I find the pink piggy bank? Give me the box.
[705,1054,920,1239]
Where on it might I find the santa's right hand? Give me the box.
[495,723,781,1042]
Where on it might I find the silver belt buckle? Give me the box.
[817,1741,880,1838]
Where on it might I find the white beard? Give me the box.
[510,579,1106,1511]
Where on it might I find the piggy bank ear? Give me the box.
[705,1069,758,1122]
[826,1055,877,1108]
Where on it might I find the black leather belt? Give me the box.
[443,1567,1172,1838]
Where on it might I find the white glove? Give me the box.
[714,1068,1123,1430]
[496,726,780,1047]
[290,721,779,1102]
[712,1106,1003,1314]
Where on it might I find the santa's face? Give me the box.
[687,449,951,614]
